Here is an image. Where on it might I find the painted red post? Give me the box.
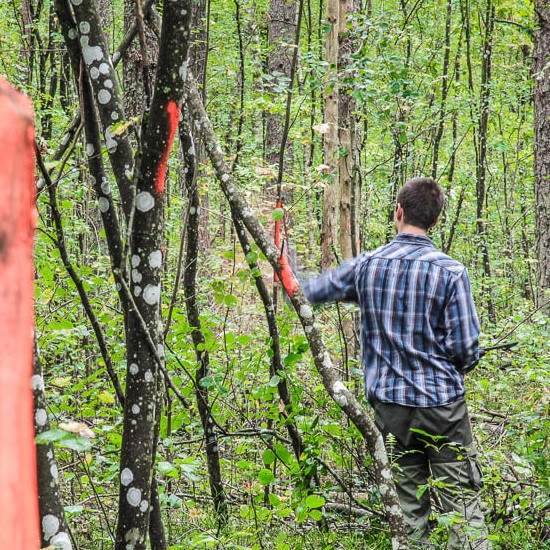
[0,78,39,549]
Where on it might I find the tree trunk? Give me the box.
[180,120,228,523]
[338,0,355,261]
[266,0,298,172]
[475,0,496,321]
[33,347,73,550]
[534,0,550,313]
[321,0,339,268]
[115,2,191,548]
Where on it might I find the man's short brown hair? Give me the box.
[396,177,445,230]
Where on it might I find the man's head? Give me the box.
[395,177,445,233]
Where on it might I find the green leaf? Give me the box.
[262,449,276,465]
[258,468,275,485]
[305,494,325,509]
[309,509,323,521]
[36,428,67,445]
[157,461,178,476]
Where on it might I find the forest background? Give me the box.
[1,0,548,548]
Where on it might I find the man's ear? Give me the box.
[395,203,404,221]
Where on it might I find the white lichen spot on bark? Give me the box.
[144,369,154,383]
[131,255,141,268]
[131,404,140,415]
[299,304,313,319]
[127,487,142,507]
[133,285,142,297]
[135,191,155,212]
[129,363,139,375]
[101,178,110,195]
[98,197,110,213]
[51,532,72,550]
[131,269,142,283]
[120,467,134,486]
[98,89,111,105]
[80,36,103,65]
[35,408,48,427]
[86,143,94,157]
[78,21,90,34]
[42,514,59,540]
[31,374,44,391]
[142,284,161,305]
[148,250,162,269]
[139,499,149,512]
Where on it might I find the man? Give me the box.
[303,177,490,549]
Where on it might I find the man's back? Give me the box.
[304,232,480,408]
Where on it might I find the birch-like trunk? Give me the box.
[534,0,550,313]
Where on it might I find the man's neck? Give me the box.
[397,224,427,237]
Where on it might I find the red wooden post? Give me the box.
[0,78,39,548]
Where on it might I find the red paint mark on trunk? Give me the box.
[273,199,299,297]
[154,100,180,196]
[0,78,39,549]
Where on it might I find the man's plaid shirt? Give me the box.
[303,233,480,407]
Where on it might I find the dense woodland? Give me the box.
[1,0,548,548]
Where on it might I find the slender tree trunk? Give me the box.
[115,2,191,547]
[266,0,298,174]
[534,0,550,313]
[33,347,73,550]
[476,0,496,321]
[431,0,452,180]
[180,120,228,523]
[337,0,356,261]
[321,0,340,268]
[123,0,159,118]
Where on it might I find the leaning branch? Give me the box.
[184,74,408,547]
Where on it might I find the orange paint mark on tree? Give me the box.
[154,100,180,196]
[273,199,299,297]
[0,78,39,549]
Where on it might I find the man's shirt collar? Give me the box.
[393,232,435,247]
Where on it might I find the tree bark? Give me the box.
[115,1,191,548]
[475,0,496,321]
[33,347,73,550]
[534,0,550,313]
[266,0,298,171]
[321,0,340,268]
[180,120,228,523]
[338,0,355,261]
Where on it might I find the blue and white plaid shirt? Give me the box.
[303,233,480,407]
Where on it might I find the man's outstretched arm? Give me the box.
[302,258,359,305]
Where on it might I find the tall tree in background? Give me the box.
[338,0,356,261]
[266,0,298,174]
[534,0,550,313]
[475,0,496,321]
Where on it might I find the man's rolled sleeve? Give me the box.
[443,268,481,372]
[302,258,359,304]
